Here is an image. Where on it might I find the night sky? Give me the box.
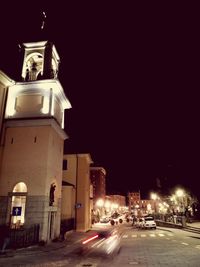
[0,3,200,199]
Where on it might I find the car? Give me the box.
[100,216,110,223]
[81,229,121,257]
[140,216,156,229]
[135,217,144,228]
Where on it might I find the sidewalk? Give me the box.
[186,221,200,228]
[156,218,200,231]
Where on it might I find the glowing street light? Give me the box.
[96,198,105,217]
[150,193,159,213]
[104,200,111,214]
[96,198,104,207]
[104,200,111,209]
[176,189,184,197]
[151,193,158,200]
[175,189,185,213]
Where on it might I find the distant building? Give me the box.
[128,191,141,211]
[106,194,126,214]
[128,191,160,216]
[90,167,106,203]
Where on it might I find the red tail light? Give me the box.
[82,234,99,244]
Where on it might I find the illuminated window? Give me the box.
[11,182,27,228]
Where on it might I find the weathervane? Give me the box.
[41,11,47,30]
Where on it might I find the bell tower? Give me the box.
[0,40,71,243]
[21,41,59,81]
[5,41,71,128]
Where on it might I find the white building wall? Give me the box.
[0,123,64,241]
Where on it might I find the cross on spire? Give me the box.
[41,11,47,30]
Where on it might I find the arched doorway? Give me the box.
[10,182,27,228]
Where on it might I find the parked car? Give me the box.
[135,217,144,228]
[100,216,110,223]
[140,216,156,229]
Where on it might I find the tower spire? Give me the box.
[41,11,47,30]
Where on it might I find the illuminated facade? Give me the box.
[128,191,159,216]
[107,195,126,208]
[128,191,141,211]
[90,167,106,203]
[0,41,71,242]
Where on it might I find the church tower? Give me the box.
[0,40,71,242]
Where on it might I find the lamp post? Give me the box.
[104,200,111,215]
[96,198,104,218]
[176,189,185,215]
[151,193,158,214]
[175,188,187,226]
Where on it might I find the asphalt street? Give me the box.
[1,222,200,266]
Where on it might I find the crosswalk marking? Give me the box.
[132,234,137,238]
[122,233,174,239]
[149,234,156,237]
[141,234,146,237]
[158,233,164,237]
[121,233,197,248]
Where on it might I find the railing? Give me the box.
[9,224,40,249]
[154,214,185,224]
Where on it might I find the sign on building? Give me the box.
[12,207,22,216]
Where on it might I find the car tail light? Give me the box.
[82,234,99,244]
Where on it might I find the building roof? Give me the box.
[90,166,106,175]
[62,180,75,187]
[0,70,15,87]
[63,153,93,164]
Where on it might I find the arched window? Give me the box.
[24,53,43,81]
[11,182,27,228]
[13,182,27,193]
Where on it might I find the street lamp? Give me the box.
[96,198,104,218]
[176,189,184,198]
[176,189,185,214]
[104,200,111,215]
[150,193,159,214]
[151,193,157,201]
[96,198,104,207]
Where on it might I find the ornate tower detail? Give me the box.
[5,41,71,129]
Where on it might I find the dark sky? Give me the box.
[0,3,200,199]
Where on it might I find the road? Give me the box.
[114,225,200,266]
[1,223,200,266]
